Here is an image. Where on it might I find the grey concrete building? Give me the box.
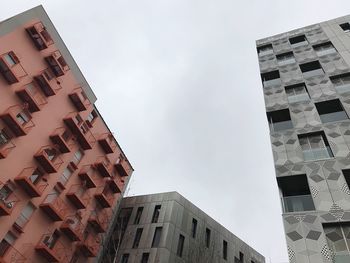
[257,16,350,263]
[99,192,264,263]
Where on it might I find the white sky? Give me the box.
[2,1,350,262]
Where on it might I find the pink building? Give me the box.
[0,5,133,263]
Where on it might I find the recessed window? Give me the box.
[298,131,333,161]
[205,228,211,248]
[151,205,161,223]
[257,44,273,56]
[323,222,350,261]
[285,83,310,103]
[239,252,244,262]
[276,52,296,66]
[0,128,12,146]
[121,254,129,263]
[261,70,281,87]
[58,166,73,186]
[313,42,337,57]
[152,227,162,247]
[16,111,31,125]
[266,109,293,132]
[277,174,315,213]
[134,207,143,224]
[191,218,197,238]
[141,253,149,263]
[14,202,36,230]
[133,228,143,248]
[299,61,324,78]
[0,232,17,257]
[87,110,98,123]
[72,149,84,165]
[315,99,348,123]
[3,52,19,67]
[223,240,228,260]
[340,22,350,33]
[176,234,185,257]
[289,35,308,47]
[330,73,350,94]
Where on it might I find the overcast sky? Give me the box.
[3,1,350,262]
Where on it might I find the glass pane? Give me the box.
[303,68,324,78]
[309,134,323,149]
[283,195,315,212]
[320,111,348,123]
[299,137,310,150]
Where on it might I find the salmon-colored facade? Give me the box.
[0,6,133,263]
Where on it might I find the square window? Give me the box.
[299,61,324,78]
[315,99,348,123]
[285,83,310,103]
[289,35,308,47]
[323,222,350,261]
[276,52,296,66]
[330,73,350,94]
[257,44,273,56]
[340,22,350,33]
[261,70,281,87]
[298,131,334,161]
[266,109,293,132]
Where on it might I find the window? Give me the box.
[223,240,228,260]
[121,253,129,263]
[72,149,84,165]
[133,228,143,248]
[313,42,337,57]
[330,73,350,94]
[58,166,73,186]
[298,132,333,161]
[239,252,244,262]
[266,109,293,132]
[289,35,308,47]
[191,218,197,238]
[0,183,15,209]
[261,70,281,87]
[0,128,11,146]
[3,52,19,67]
[299,61,324,78]
[340,22,350,33]
[323,222,350,262]
[134,207,143,224]
[277,174,315,213]
[285,83,310,103]
[43,231,59,249]
[0,232,17,257]
[141,253,149,263]
[205,228,211,248]
[315,99,348,123]
[151,205,161,223]
[151,227,162,247]
[16,111,30,125]
[14,202,36,230]
[87,110,98,123]
[276,52,295,66]
[177,234,185,257]
[257,44,273,56]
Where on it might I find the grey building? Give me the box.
[99,192,264,263]
[257,16,350,263]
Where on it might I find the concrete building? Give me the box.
[0,6,133,263]
[257,16,350,263]
[99,192,265,263]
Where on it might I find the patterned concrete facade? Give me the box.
[98,192,265,263]
[257,16,350,263]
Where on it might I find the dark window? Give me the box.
[223,240,228,260]
[191,218,197,238]
[257,44,273,56]
[276,52,295,65]
[266,109,293,132]
[43,231,59,249]
[313,42,337,56]
[330,73,350,94]
[133,228,143,248]
[141,253,149,263]
[298,131,333,161]
[315,99,348,123]
[0,128,12,146]
[261,70,280,87]
[342,169,350,189]
[285,83,310,103]
[152,227,162,247]
[176,234,185,257]
[134,207,143,224]
[205,228,211,248]
[0,232,16,257]
[289,35,308,47]
[87,110,98,123]
[239,252,244,262]
[151,205,161,223]
[323,222,350,261]
[340,22,350,33]
[121,254,129,263]
[299,61,324,77]
[277,174,315,213]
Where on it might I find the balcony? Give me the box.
[94,185,115,208]
[107,177,123,193]
[0,182,18,216]
[78,165,101,188]
[60,216,84,241]
[45,50,69,77]
[77,233,101,257]
[115,156,132,177]
[95,156,114,178]
[302,147,333,162]
[26,21,53,50]
[35,233,72,262]
[88,209,111,233]
[49,127,72,153]
[0,244,26,263]
[0,139,15,159]
[34,68,61,96]
[98,133,117,154]
[282,194,315,213]
[68,87,91,112]
[14,167,49,198]
[34,146,63,173]
[66,184,91,209]
[0,105,34,137]
[39,193,68,221]
[15,83,47,112]
[63,112,96,150]
[0,52,27,84]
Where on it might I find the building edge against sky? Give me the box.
[257,14,350,263]
[98,191,265,263]
[0,5,133,263]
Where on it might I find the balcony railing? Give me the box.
[0,182,19,216]
[39,193,68,221]
[49,127,72,153]
[302,69,324,78]
[319,111,349,124]
[277,58,296,66]
[115,156,133,177]
[0,139,15,159]
[282,194,315,213]
[107,177,123,193]
[35,233,72,262]
[95,156,114,178]
[66,184,91,209]
[77,233,101,257]
[60,215,84,241]
[0,53,27,84]
[14,167,49,198]
[263,78,282,88]
[34,146,63,173]
[287,93,310,104]
[335,84,350,94]
[26,21,53,50]
[0,243,27,263]
[68,87,91,112]
[98,133,117,154]
[78,165,101,188]
[302,147,333,161]
[15,83,47,112]
[316,48,336,57]
[94,185,115,208]
[269,120,293,132]
[0,105,35,137]
[34,68,62,96]
[88,209,111,233]
[45,50,69,77]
